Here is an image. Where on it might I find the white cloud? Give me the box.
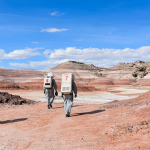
[41,28,68,33]
[49,11,64,16]
[8,46,150,69]
[0,47,43,59]
[9,63,29,68]
[9,59,71,69]
[10,60,53,68]
[31,42,38,43]
[43,49,52,58]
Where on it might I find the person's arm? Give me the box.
[53,79,58,96]
[53,79,57,91]
[72,81,77,98]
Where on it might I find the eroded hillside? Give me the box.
[1,60,150,91]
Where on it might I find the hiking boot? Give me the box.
[66,114,70,117]
[48,105,50,109]
[50,103,52,108]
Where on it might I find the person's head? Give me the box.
[47,72,54,78]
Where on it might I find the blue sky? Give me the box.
[0,0,150,69]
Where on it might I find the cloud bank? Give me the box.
[9,46,150,69]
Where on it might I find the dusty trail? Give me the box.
[1,89,150,149]
[0,95,150,150]
[0,103,88,150]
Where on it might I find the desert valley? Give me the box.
[0,60,150,149]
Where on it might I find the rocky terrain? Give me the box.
[1,60,150,91]
[0,92,36,105]
[111,60,150,79]
[111,60,150,86]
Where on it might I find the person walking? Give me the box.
[44,72,58,109]
[61,74,77,117]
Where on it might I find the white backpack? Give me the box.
[61,73,74,94]
[43,77,53,88]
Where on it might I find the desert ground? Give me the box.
[1,61,150,149]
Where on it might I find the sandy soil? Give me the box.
[0,94,150,150]
[1,85,150,150]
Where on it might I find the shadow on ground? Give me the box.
[72,109,105,116]
[72,105,83,107]
[53,105,82,109]
[0,118,28,124]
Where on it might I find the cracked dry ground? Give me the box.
[0,92,150,150]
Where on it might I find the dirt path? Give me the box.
[0,103,90,150]
[0,96,150,150]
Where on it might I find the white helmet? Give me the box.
[47,72,54,78]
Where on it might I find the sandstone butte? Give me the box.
[0,60,150,149]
